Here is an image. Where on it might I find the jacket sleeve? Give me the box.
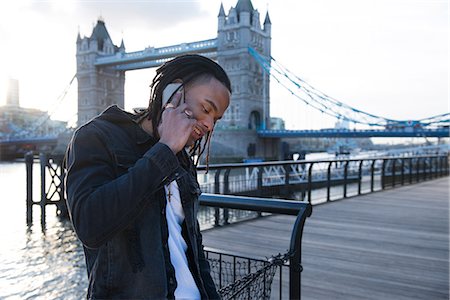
[196,221,221,300]
[66,125,183,249]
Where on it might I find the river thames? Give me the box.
[0,162,87,299]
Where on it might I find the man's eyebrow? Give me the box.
[205,99,218,112]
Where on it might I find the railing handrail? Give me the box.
[199,193,311,216]
[197,154,448,170]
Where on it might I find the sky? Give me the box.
[0,0,448,130]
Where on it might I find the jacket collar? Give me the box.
[97,105,157,145]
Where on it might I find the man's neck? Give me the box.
[140,118,154,136]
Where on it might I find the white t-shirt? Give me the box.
[164,180,201,299]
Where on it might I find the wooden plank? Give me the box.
[202,177,449,300]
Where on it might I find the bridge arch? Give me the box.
[248,110,261,130]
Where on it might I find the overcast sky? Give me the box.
[0,0,448,129]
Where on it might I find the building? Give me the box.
[76,17,126,125]
[0,79,68,140]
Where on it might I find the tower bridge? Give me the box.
[94,39,218,71]
[76,0,273,161]
[1,0,448,161]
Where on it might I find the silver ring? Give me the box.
[183,110,193,119]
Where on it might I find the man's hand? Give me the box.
[158,92,196,153]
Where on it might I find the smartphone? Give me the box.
[162,83,183,108]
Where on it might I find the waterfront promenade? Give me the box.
[202,177,449,299]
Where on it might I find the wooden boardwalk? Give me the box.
[202,177,449,300]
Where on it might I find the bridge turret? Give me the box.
[263,11,271,35]
[218,3,226,28]
[235,0,253,26]
[252,10,260,30]
[213,0,274,161]
[119,38,126,53]
[76,19,125,126]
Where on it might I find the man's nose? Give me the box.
[201,116,214,132]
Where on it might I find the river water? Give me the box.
[0,162,87,299]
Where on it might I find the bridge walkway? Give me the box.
[202,177,449,300]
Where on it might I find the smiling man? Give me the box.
[65,55,231,299]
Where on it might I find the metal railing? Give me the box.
[196,154,449,205]
[25,153,448,225]
[25,153,67,225]
[200,194,312,300]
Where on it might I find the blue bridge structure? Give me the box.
[257,128,449,139]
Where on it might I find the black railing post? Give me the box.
[392,159,396,188]
[370,159,376,192]
[343,161,349,198]
[431,157,435,179]
[25,152,34,224]
[307,163,314,203]
[358,160,363,195]
[400,158,405,185]
[435,156,439,176]
[431,156,434,178]
[409,157,413,184]
[447,155,450,175]
[39,153,47,225]
[279,265,283,300]
[257,166,263,197]
[55,156,68,218]
[327,162,332,201]
[223,169,231,225]
[284,164,290,198]
[289,204,313,300]
[444,155,449,176]
[214,170,222,226]
[423,157,427,181]
[443,155,447,176]
[416,157,420,182]
[381,159,387,189]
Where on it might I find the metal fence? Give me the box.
[25,153,448,226]
[196,154,449,205]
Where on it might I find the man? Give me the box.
[65,54,231,299]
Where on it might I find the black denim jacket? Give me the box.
[65,105,220,299]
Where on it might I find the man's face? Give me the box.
[182,77,230,146]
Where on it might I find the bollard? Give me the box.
[214,170,222,226]
[39,153,47,225]
[25,152,34,224]
[223,169,231,225]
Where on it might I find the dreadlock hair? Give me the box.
[144,54,232,167]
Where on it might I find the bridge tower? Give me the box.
[75,1,279,161]
[76,19,125,126]
[213,0,274,161]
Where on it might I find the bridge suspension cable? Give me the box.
[12,74,76,138]
[248,47,449,129]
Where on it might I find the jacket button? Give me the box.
[169,277,174,285]
[161,208,165,215]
